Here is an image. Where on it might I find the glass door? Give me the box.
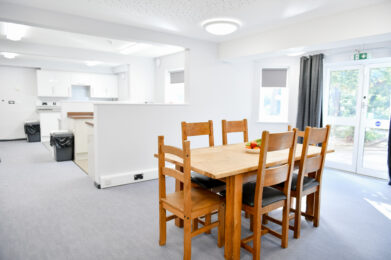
[324,61,391,179]
[323,66,363,172]
[356,63,391,178]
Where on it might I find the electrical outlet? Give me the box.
[134,173,144,181]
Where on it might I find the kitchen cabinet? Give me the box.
[71,73,92,86]
[37,70,118,98]
[91,74,118,98]
[37,70,71,97]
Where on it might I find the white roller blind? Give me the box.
[262,68,287,87]
[170,70,184,84]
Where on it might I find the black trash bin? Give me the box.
[50,132,74,162]
[24,121,41,142]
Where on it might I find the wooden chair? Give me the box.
[181,120,225,233]
[288,125,304,137]
[158,136,225,260]
[241,130,297,260]
[267,125,331,239]
[182,121,225,190]
[222,119,248,145]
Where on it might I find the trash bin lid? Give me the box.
[24,121,40,126]
[50,130,72,135]
[51,132,74,138]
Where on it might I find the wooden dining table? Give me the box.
[159,142,331,260]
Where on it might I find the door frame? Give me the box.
[356,61,391,178]
[323,57,391,178]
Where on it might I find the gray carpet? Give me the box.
[0,141,391,260]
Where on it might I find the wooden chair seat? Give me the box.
[242,184,287,208]
[291,174,319,191]
[190,172,225,190]
[276,173,319,191]
[161,187,223,218]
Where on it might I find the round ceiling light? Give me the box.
[202,19,241,36]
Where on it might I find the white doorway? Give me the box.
[323,59,391,179]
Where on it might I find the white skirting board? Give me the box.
[99,168,157,188]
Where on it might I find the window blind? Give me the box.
[170,70,184,84]
[262,68,287,87]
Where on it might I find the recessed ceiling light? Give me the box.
[85,61,102,66]
[3,23,28,41]
[202,19,241,36]
[1,52,19,59]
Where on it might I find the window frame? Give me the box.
[164,68,185,104]
[258,66,290,123]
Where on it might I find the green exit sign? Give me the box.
[354,52,368,60]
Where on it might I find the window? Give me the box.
[165,69,185,104]
[259,68,288,122]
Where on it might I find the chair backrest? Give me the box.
[297,125,331,188]
[222,119,248,145]
[158,136,192,216]
[288,125,304,137]
[253,130,297,210]
[182,120,214,147]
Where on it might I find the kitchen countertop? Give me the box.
[67,112,94,120]
[68,115,94,119]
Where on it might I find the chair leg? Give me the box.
[249,213,254,232]
[294,195,302,239]
[253,214,262,260]
[281,200,289,248]
[218,204,225,248]
[314,190,321,227]
[184,218,192,260]
[159,204,167,246]
[205,214,212,234]
[193,218,199,231]
[262,213,269,224]
[305,193,315,221]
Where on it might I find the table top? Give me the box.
[161,143,327,179]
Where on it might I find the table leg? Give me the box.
[225,174,243,260]
[175,165,184,228]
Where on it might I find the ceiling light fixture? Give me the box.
[3,23,28,41]
[202,19,241,36]
[1,52,19,59]
[85,61,102,66]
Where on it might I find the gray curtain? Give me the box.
[296,54,324,131]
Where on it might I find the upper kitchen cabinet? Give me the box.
[71,73,92,86]
[91,74,118,98]
[37,70,71,97]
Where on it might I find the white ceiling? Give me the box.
[1,0,389,42]
[0,22,184,58]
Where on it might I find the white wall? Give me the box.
[93,44,255,187]
[129,58,155,103]
[0,66,38,140]
[154,52,186,103]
